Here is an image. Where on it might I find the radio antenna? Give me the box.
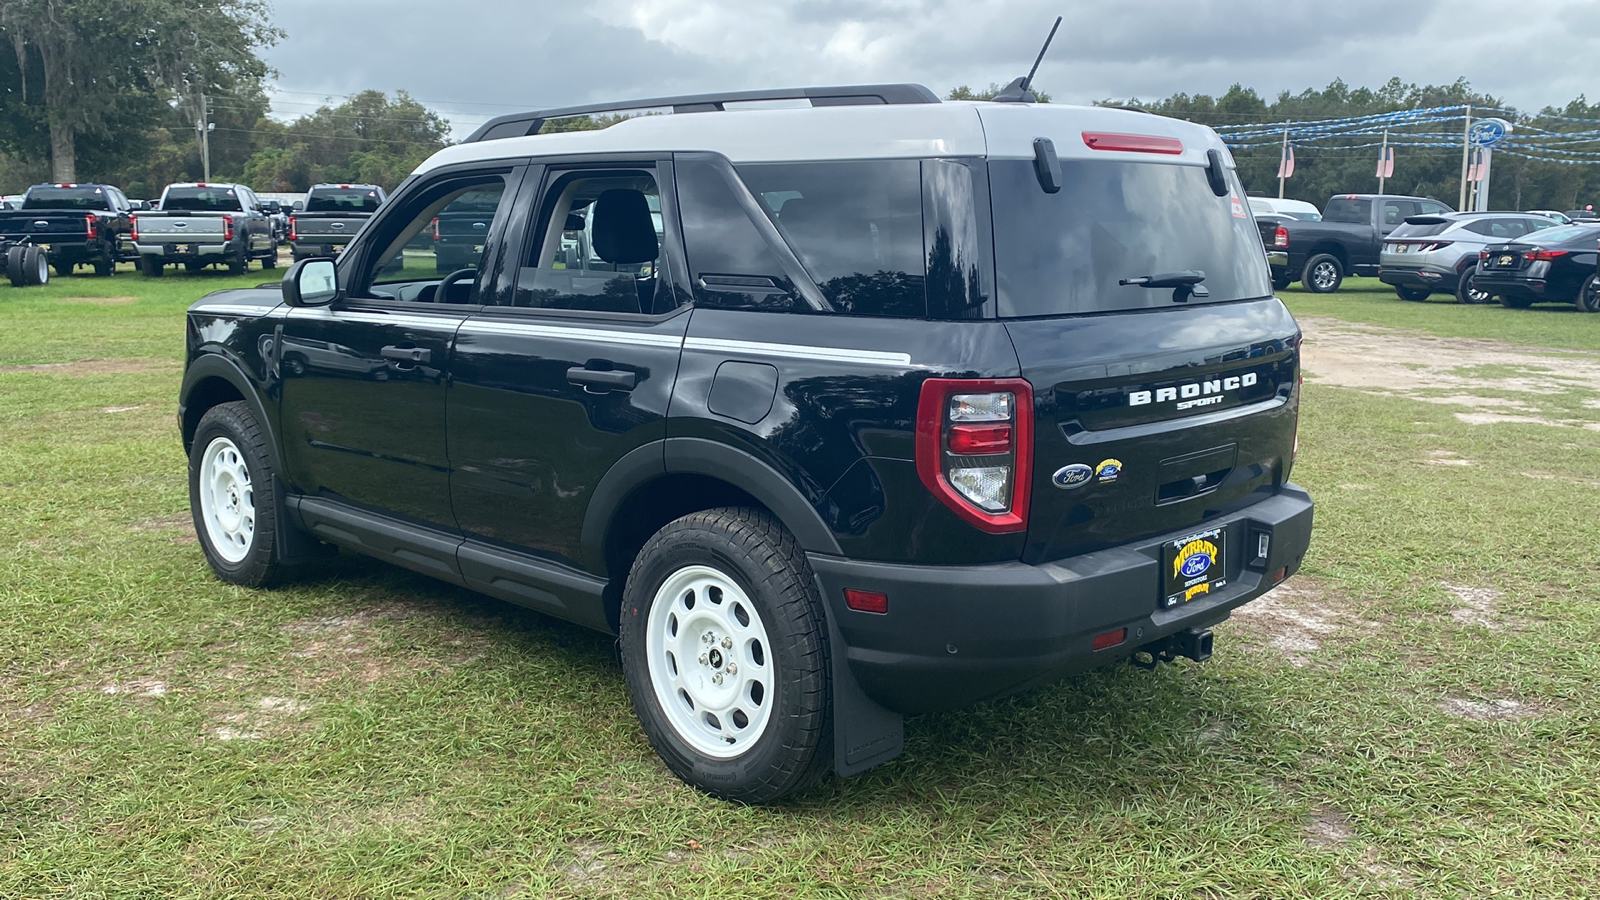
[993,16,1062,103]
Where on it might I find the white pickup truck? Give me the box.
[132,183,279,277]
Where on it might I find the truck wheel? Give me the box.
[141,258,164,278]
[1301,254,1343,293]
[619,508,833,803]
[228,249,247,275]
[1455,270,1491,304]
[188,401,284,587]
[8,246,48,286]
[93,250,115,277]
[4,246,22,287]
[1395,286,1430,302]
[1576,275,1600,313]
[1271,273,1293,292]
[262,243,279,270]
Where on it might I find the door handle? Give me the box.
[567,366,636,393]
[382,345,431,365]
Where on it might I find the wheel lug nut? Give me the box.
[721,637,733,649]
[702,633,712,644]
[712,673,724,685]
[698,654,708,665]
[726,663,737,675]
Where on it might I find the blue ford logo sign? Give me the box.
[1180,554,1212,579]
[1052,464,1093,489]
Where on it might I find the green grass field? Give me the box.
[2,274,1598,897]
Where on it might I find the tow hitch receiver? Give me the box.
[1130,628,1214,670]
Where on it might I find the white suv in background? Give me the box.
[1248,197,1321,221]
[1379,211,1562,303]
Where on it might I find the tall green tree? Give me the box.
[241,90,451,191]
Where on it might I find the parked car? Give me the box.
[1247,197,1321,221]
[1528,210,1573,225]
[0,183,137,276]
[1260,193,1453,293]
[177,83,1312,802]
[1563,207,1598,223]
[1378,212,1564,303]
[1474,223,1600,310]
[131,183,278,276]
[288,184,386,261]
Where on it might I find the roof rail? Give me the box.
[463,84,941,143]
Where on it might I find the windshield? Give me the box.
[23,186,113,210]
[162,187,244,212]
[1521,224,1600,245]
[1282,211,1322,221]
[306,187,383,213]
[990,159,1271,317]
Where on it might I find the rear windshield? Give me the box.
[162,187,244,212]
[22,186,113,210]
[306,187,383,213]
[1323,197,1370,224]
[1524,224,1600,245]
[990,160,1271,317]
[1390,221,1451,238]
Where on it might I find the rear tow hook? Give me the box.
[1130,628,1214,670]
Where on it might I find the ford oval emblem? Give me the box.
[331,222,345,229]
[1052,464,1094,489]
[1180,554,1212,579]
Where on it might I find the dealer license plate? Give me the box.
[175,244,196,255]
[1162,528,1227,609]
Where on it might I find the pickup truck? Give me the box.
[1259,193,1452,293]
[288,184,386,262]
[132,183,279,277]
[0,183,137,276]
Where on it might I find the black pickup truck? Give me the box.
[1260,193,1452,293]
[288,184,387,261]
[0,183,137,276]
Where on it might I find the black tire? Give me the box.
[1271,273,1293,292]
[619,508,833,803]
[141,258,164,278]
[1301,254,1344,294]
[261,243,279,270]
[227,249,247,275]
[22,246,47,285]
[5,246,23,287]
[1576,275,1600,313]
[187,401,284,587]
[1499,293,1534,309]
[1455,269,1491,304]
[92,250,114,277]
[1395,286,1431,302]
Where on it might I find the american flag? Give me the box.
[1277,145,1295,179]
[1376,146,1395,179]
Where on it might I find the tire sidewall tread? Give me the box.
[188,401,282,588]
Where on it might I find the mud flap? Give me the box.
[818,575,904,777]
[273,478,336,566]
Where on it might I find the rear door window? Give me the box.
[1323,197,1371,223]
[989,159,1271,317]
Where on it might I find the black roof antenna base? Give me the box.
[991,76,1038,104]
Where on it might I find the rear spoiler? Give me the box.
[1402,215,1451,225]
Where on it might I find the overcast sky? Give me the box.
[263,0,1600,137]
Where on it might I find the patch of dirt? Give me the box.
[1444,584,1504,630]
[1299,318,1600,426]
[1424,449,1473,467]
[1440,697,1539,721]
[0,357,179,376]
[101,405,144,414]
[1305,807,1356,848]
[101,678,169,698]
[208,695,314,742]
[57,295,137,306]
[129,512,191,532]
[279,605,490,686]
[557,840,617,888]
[1229,580,1345,667]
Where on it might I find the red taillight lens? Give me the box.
[1093,628,1128,651]
[84,215,98,239]
[130,214,139,241]
[1479,250,1490,260]
[287,216,298,242]
[222,215,234,242]
[915,378,1033,534]
[1081,132,1184,154]
[1529,249,1568,262]
[844,589,889,615]
[947,424,1013,455]
[1273,225,1289,248]
[430,216,440,241]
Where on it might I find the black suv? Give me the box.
[179,84,1313,802]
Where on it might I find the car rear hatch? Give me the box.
[294,217,364,239]
[1476,242,1534,278]
[981,131,1301,567]
[138,217,226,240]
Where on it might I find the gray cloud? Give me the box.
[262,0,1600,136]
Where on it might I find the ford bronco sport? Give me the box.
[178,84,1313,802]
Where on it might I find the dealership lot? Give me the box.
[2,274,1597,896]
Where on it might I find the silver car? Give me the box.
[1379,212,1564,303]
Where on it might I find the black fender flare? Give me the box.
[178,351,283,475]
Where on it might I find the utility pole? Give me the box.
[1377,128,1389,194]
[1278,129,1288,199]
[1458,105,1472,211]
[195,93,212,182]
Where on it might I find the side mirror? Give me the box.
[283,258,339,307]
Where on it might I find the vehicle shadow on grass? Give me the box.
[279,552,1264,815]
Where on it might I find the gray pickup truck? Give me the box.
[289,184,387,261]
[132,183,279,277]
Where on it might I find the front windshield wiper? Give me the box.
[1118,270,1209,302]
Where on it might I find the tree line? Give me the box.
[1113,78,1600,212]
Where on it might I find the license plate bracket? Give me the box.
[1162,528,1227,609]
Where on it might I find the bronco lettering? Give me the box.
[1129,372,1258,408]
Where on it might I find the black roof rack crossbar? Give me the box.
[463,83,941,143]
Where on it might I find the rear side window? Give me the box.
[737,161,926,317]
[162,187,244,212]
[990,159,1271,317]
[1323,197,1370,224]
[305,187,383,213]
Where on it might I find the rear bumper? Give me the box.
[290,239,350,257]
[1474,271,1544,299]
[1379,265,1462,291]
[1266,251,1288,269]
[135,240,235,261]
[809,484,1314,713]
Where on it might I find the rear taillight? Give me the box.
[84,215,98,239]
[430,216,440,241]
[287,216,298,242]
[1479,250,1491,260]
[1273,226,1289,249]
[130,214,139,242]
[222,215,234,242]
[915,378,1033,533]
[1528,249,1568,262]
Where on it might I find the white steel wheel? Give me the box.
[644,564,775,759]
[197,436,255,564]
